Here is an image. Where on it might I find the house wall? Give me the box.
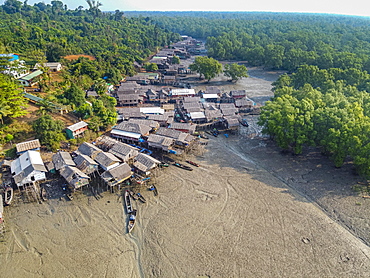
[103,162,120,172]
[72,178,89,189]
[22,170,46,186]
[73,126,88,137]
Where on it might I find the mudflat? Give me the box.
[1,68,370,277]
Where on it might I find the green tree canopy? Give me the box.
[189,56,222,82]
[223,63,248,82]
[32,115,65,151]
[0,74,28,124]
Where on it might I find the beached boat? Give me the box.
[149,185,158,196]
[3,186,13,205]
[136,177,151,184]
[40,186,48,202]
[124,190,134,213]
[128,190,138,200]
[136,193,146,203]
[199,133,209,139]
[186,160,200,167]
[173,162,193,171]
[0,194,3,224]
[128,210,137,233]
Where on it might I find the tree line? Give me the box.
[259,65,370,177]
[131,11,370,73]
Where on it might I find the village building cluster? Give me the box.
[2,36,257,201]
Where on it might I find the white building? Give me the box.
[10,150,47,188]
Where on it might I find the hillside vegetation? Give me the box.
[0,1,180,151]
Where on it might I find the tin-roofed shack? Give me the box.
[94,152,120,171]
[111,122,151,142]
[133,153,161,176]
[168,122,197,134]
[73,153,99,175]
[59,165,90,190]
[77,142,102,159]
[147,134,174,152]
[95,136,139,163]
[65,121,88,139]
[52,151,76,171]
[10,150,47,188]
[100,163,132,187]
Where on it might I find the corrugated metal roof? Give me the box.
[111,129,141,139]
[18,70,43,81]
[67,121,88,132]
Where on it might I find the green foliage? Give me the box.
[144,62,159,72]
[189,56,222,82]
[5,146,16,159]
[172,55,180,64]
[61,83,86,108]
[0,74,28,124]
[139,12,370,72]
[0,1,180,82]
[4,133,14,142]
[259,65,370,177]
[32,115,65,151]
[223,63,248,82]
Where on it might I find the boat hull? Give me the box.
[4,186,13,205]
[125,190,133,213]
[128,210,137,233]
[173,162,193,171]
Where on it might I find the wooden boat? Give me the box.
[4,186,13,205]
[0,193,3,224]
[128,190,138,200]
[149,185,158,196]
[136,193,146,203]
[40,186,48,202]
[128,210,137,233]
[125,190,134,213]
[186,160,200,167]
[199,133,209,139]
[136,177,151,184]
[173,162,193,171]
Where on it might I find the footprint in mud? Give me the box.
[13,230,31,251]
[201,195,212,201]
[301,237,310,244]
[196,190,217,201]
[340,253,351,262]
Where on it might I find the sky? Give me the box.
[3,0,370,18]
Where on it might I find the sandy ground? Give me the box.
[1,67,370,277]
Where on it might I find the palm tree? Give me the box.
[85,0,102,18]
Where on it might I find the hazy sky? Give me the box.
[3,0,370,17]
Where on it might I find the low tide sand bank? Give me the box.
[1,136,370,277]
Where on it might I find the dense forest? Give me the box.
[128,11,370,72]
[0,1,180,151]
[126,11,370,177]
